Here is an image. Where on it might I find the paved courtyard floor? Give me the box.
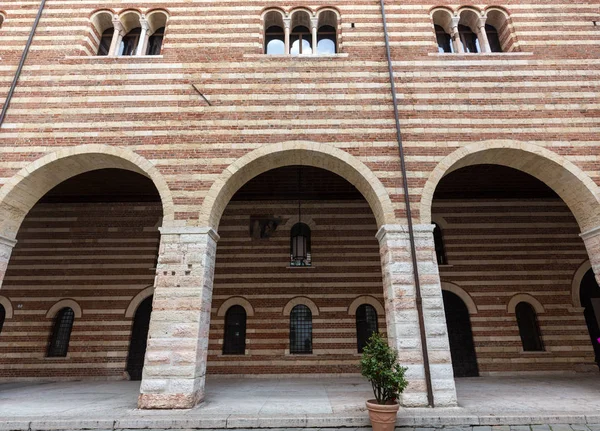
[0,375,599,429]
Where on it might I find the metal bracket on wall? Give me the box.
[192,84,213,106]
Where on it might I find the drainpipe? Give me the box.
[378,0,435,408]
[0,0,47,127]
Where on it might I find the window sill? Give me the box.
[438,264,454,268]
[44,356,71,360]
[244,53,349,59]
[519,350,550,354]
[286,265,316,269]
[428,52,533,57]
[64,55,164,60]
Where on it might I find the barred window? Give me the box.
[223,305,247,355]
[433,223,447,265]
[290,304,312,354]
[47,307,75,357]
[356,304,378,353]
[0,304,5,335]
[516,302,544,351]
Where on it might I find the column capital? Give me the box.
[112,19,124,33]
[159,226,220,242]
[376,223,435,242]
[477,16,487,28]
[310,17,319,30]
[139,18,150,31]
[580,225,600,240]
[283,17,291,29]
[450,16,460,28]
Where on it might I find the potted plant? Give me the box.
[360,332,408,431]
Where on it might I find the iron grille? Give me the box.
[516,302,544,351]
[223,305,247,355]
[356,304,378,353]
[47,307,75,357]
[290,305,312,354]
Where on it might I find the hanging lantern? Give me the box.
[290,222,311,266]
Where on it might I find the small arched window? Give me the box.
[223,305,247,355]
[356,304,378,353]
[265,26,285,54]
[0,304,5,335]
[515,302,544,351]
[317,25,336,54]
[435,25,452,53]
[433,223,447,265]
[458,24,480,53]
[97,28,114,56]
[47,307,75,357]
[119,28,141,56]
[146,26,165,55]
[290,26,312,55]
[290,304,312,354]
[290,222,311,266]
[485,24,502,52]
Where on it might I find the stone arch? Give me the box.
[283,297,319,316]
[571,260,592,308]
[217,297,255,317]
[441,282,478,315]
[0,144,175,241]
[507,294,545,314]
[200,141,396,231]
[125,286,154,318]
[46,299,83,319]
[348,295,385,316]
[420,140,600,233]
[0,295,13,318]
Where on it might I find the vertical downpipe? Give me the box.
[378,0,435,407]
[0,0,47,127]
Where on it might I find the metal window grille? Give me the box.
[47,307,75,357]
[290,305,312,354]
[515,302,544,351]
[0,304,5,335]
[290,223,312,266]
[356,304,378,353]
[433,223,447,265]
[223,305,247,355]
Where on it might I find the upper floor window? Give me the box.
[223,305,247,355]
[47,307,75,357]
[515,302,544,351]
[290,222,311,266]
[290,304,312,354]
[356,304,378,353]
[430,6,516,54]
[433,222,448,265]
[262,7,340,56]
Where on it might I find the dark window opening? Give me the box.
[97,28,114,56]
[0,304,5,335]
[47,307,75,357]
[290,222,311,266]
[516,302,544,351]
[435,25,453,53]
[317,25,336,54]
[119,28,141,56]
[290,25,312,55]
[356,304,378,353]
[458,24,479,53]
[580,268,600,367]
[223,305,247,355]
[126,296,153,380]
[290,304,312,354]
[485,24,502,52]
[265,25,285,54]
[146,27,165,55]
[443,290,479,377]
[433,222,447,265]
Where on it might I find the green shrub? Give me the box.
[360,332,408,405]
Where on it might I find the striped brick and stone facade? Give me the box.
[0,0,599,411]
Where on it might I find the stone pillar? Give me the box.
[0,235,16,289]
[450,17,464,53]
[138,226,219,409]
[376,224,457,408]
[311,17,318,55]
[581,226,600,285]
[136,18,150,56]
[477,17,491,53]
[109,20,125,56]
[284,18,291,54]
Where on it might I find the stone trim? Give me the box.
[570,260,591,308]
[0,295,13,318]
[347,295,385,316]
[217,297,255,317]
[282,296,319,316]
[125,286,154,318]
[159,226,220,242]
[46,299,83,319]
[441,281,478,315]
[507,294,545,314]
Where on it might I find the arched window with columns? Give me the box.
[457,9,483,53]
[431,9,455,53]
[263,9,286,54]
[90,11,115,56]
[145,11,168,55]
[316,10,338,54]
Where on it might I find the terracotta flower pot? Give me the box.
[365,399,399,431]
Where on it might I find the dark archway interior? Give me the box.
[580,269,600,367]
[127,296,153,380]
[443,290,479,377]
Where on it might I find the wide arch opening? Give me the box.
[206,165,387,375]
[0,168,162,381]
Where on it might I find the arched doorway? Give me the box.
[442,290,478,377]
[580,269,600,368]
[127,296,153,380]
